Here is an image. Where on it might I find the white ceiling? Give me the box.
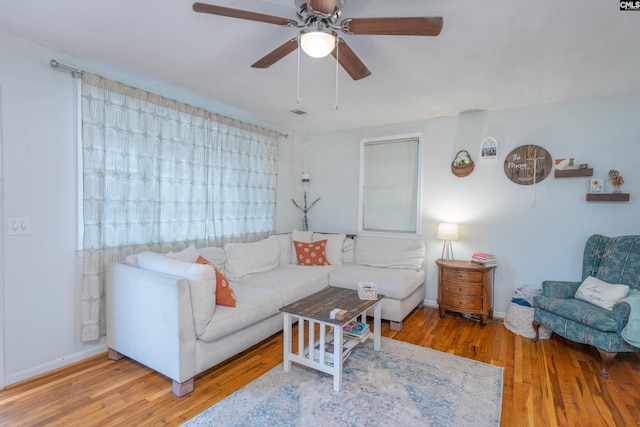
[1,0,640,134]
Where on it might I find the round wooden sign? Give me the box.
[503,145,552,185]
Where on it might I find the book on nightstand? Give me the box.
[471,252,497,266]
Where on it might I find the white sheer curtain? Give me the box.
[207,115,278,246]
[80,73,279,341]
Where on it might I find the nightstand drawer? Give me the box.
[442,269,483,283]
[441,293,483,310]
[442,280,482,297]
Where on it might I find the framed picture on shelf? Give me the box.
[590,178,604,194]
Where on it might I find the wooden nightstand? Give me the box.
[436,259,496,325]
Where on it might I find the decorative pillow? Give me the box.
[291,229,313,261]
[575,276,630,310]
[196,256,236,307]
[294,240,330,266]
[167,244,200,263]
[312,232,346,265]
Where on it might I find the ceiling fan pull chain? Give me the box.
[297,34,301,104]
[335,39,339,110]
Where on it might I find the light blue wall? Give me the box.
[277,92,640,314]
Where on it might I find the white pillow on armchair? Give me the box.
[575,276,629,310]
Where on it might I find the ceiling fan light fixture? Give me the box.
[300,28,336,58]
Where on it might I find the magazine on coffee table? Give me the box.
[304,340,354,367]
[343,321,371,342]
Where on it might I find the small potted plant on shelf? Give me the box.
[608,169,624,193]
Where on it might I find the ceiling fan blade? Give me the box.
[192,2,298,27]
[251,38,299,68]
[341,17,443,36]
[308,0,338,16]
[331,39,371,81]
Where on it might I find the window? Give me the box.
[359,134,421,235]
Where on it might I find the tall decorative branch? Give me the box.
[291,192,321,231]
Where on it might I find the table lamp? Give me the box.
[437,223,459,261]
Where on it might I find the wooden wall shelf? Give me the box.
[555,168,593,178]
[586,193,630,202]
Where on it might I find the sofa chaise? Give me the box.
[106,231,425,396]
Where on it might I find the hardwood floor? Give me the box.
[1,306,639,426]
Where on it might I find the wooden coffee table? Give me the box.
[279,287,384,391]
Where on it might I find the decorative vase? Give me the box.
[613,185,622,193]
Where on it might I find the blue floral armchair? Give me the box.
[532,234,640,378]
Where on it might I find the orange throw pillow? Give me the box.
[196,256,236,307]
[293,240,330,266]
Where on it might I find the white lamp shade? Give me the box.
[436,223,459,241]
[300,31,336,58]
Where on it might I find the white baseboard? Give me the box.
[422,299,505,319]
[424,299,438,309]
[5,342,108,386]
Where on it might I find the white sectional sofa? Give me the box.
[106,231,425,396]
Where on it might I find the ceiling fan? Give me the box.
[192,0,443,80]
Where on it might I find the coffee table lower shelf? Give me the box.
[280,287,383,391]
[282,309,380,391]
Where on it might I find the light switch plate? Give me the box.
[7,217,31,235]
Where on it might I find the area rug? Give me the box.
[182,338,503,427]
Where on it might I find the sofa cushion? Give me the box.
[533,295,619,333]
[313,232,346,265]
[125,254,139,267]
[355,236,425,270]
[329,264,425,300]
[342,237,355,264]
[224,238,280,281]
[575,276,629,310]
[294,240,330,266]
[236,264,331,305]
[167,244,200,263]
[197,284,283,342]
[268,234,293,265]
[196,256,236,307]
[197,246,227,270]
[137,252,216,336]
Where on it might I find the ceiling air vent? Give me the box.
[290,109,307,115]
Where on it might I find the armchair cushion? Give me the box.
[533,295,618,333]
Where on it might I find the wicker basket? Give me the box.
[358,282,378,300]
[504,302,552,339]
[451,150,475,177]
